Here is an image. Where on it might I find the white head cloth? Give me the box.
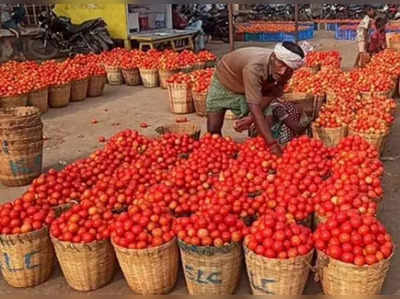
[274,42,305,70]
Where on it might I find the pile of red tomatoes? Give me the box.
[1,129,392,267]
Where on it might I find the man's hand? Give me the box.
[233,115,254,132]
[248,103,275,145]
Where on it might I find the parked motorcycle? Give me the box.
[28,10,114,59]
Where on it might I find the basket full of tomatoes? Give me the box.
[174,210,247,295]
[111,204,178,295]
[243,212,314,295]
[50,204,117,291]
[314,211,394,295]
[167,73,194,114]
[0,200,56,288]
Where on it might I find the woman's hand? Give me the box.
[270,143,283,157]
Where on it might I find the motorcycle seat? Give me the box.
[66,19,98,34]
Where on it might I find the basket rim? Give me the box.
[0,93,28,100]
[112,236,176,254]
[50,82,72,89]
[50,234,111,250]
[177,238,241,255]
[317,249,394,269]
[348,128,387,138]
[312,123,348,132]
[0,225,48,241]
[243,238,315,263]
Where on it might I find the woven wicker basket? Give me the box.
[70,78,89,102]
[139,69,159,88]
[122,68,141,86]
[0,107,41,130]
[244,242,314,295]
[225,110,238,120]
[316,250,393,295]
[312,124,348,147]
[105,65,123,85]
[159,69,178,89]
[178,239,242,295]
[88,75,107,97]
[52,237,116,291]
[348,129,386,154]
[49,83,71,108]
[0,94,28,108]
[192,91,207,117]
[0,139,43,186]
[167,82,194,114]
[283,93,324,121]
[0,124,43,142]
[113,238,179,294]
[0,227,54,288]
[155,123,201,140]
[28,88,48,113]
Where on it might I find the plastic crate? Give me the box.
[345,29,357,40]
[281,33,296,42]
[335,28,357,40]
[327,23,337,31]
[245,33,261,41]
[260,32,283,42]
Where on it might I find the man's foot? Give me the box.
[233,115,254,132]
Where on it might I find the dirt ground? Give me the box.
[0,31,399,295]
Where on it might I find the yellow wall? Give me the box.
[54,3,128,39]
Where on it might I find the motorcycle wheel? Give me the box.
[27,39,58,60]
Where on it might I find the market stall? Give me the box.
[54,3,174,50]
[129,29,196,51]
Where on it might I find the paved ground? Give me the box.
[0,31,399,295]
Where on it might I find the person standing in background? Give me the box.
[368,17,387,55]
[355,6,376,67]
